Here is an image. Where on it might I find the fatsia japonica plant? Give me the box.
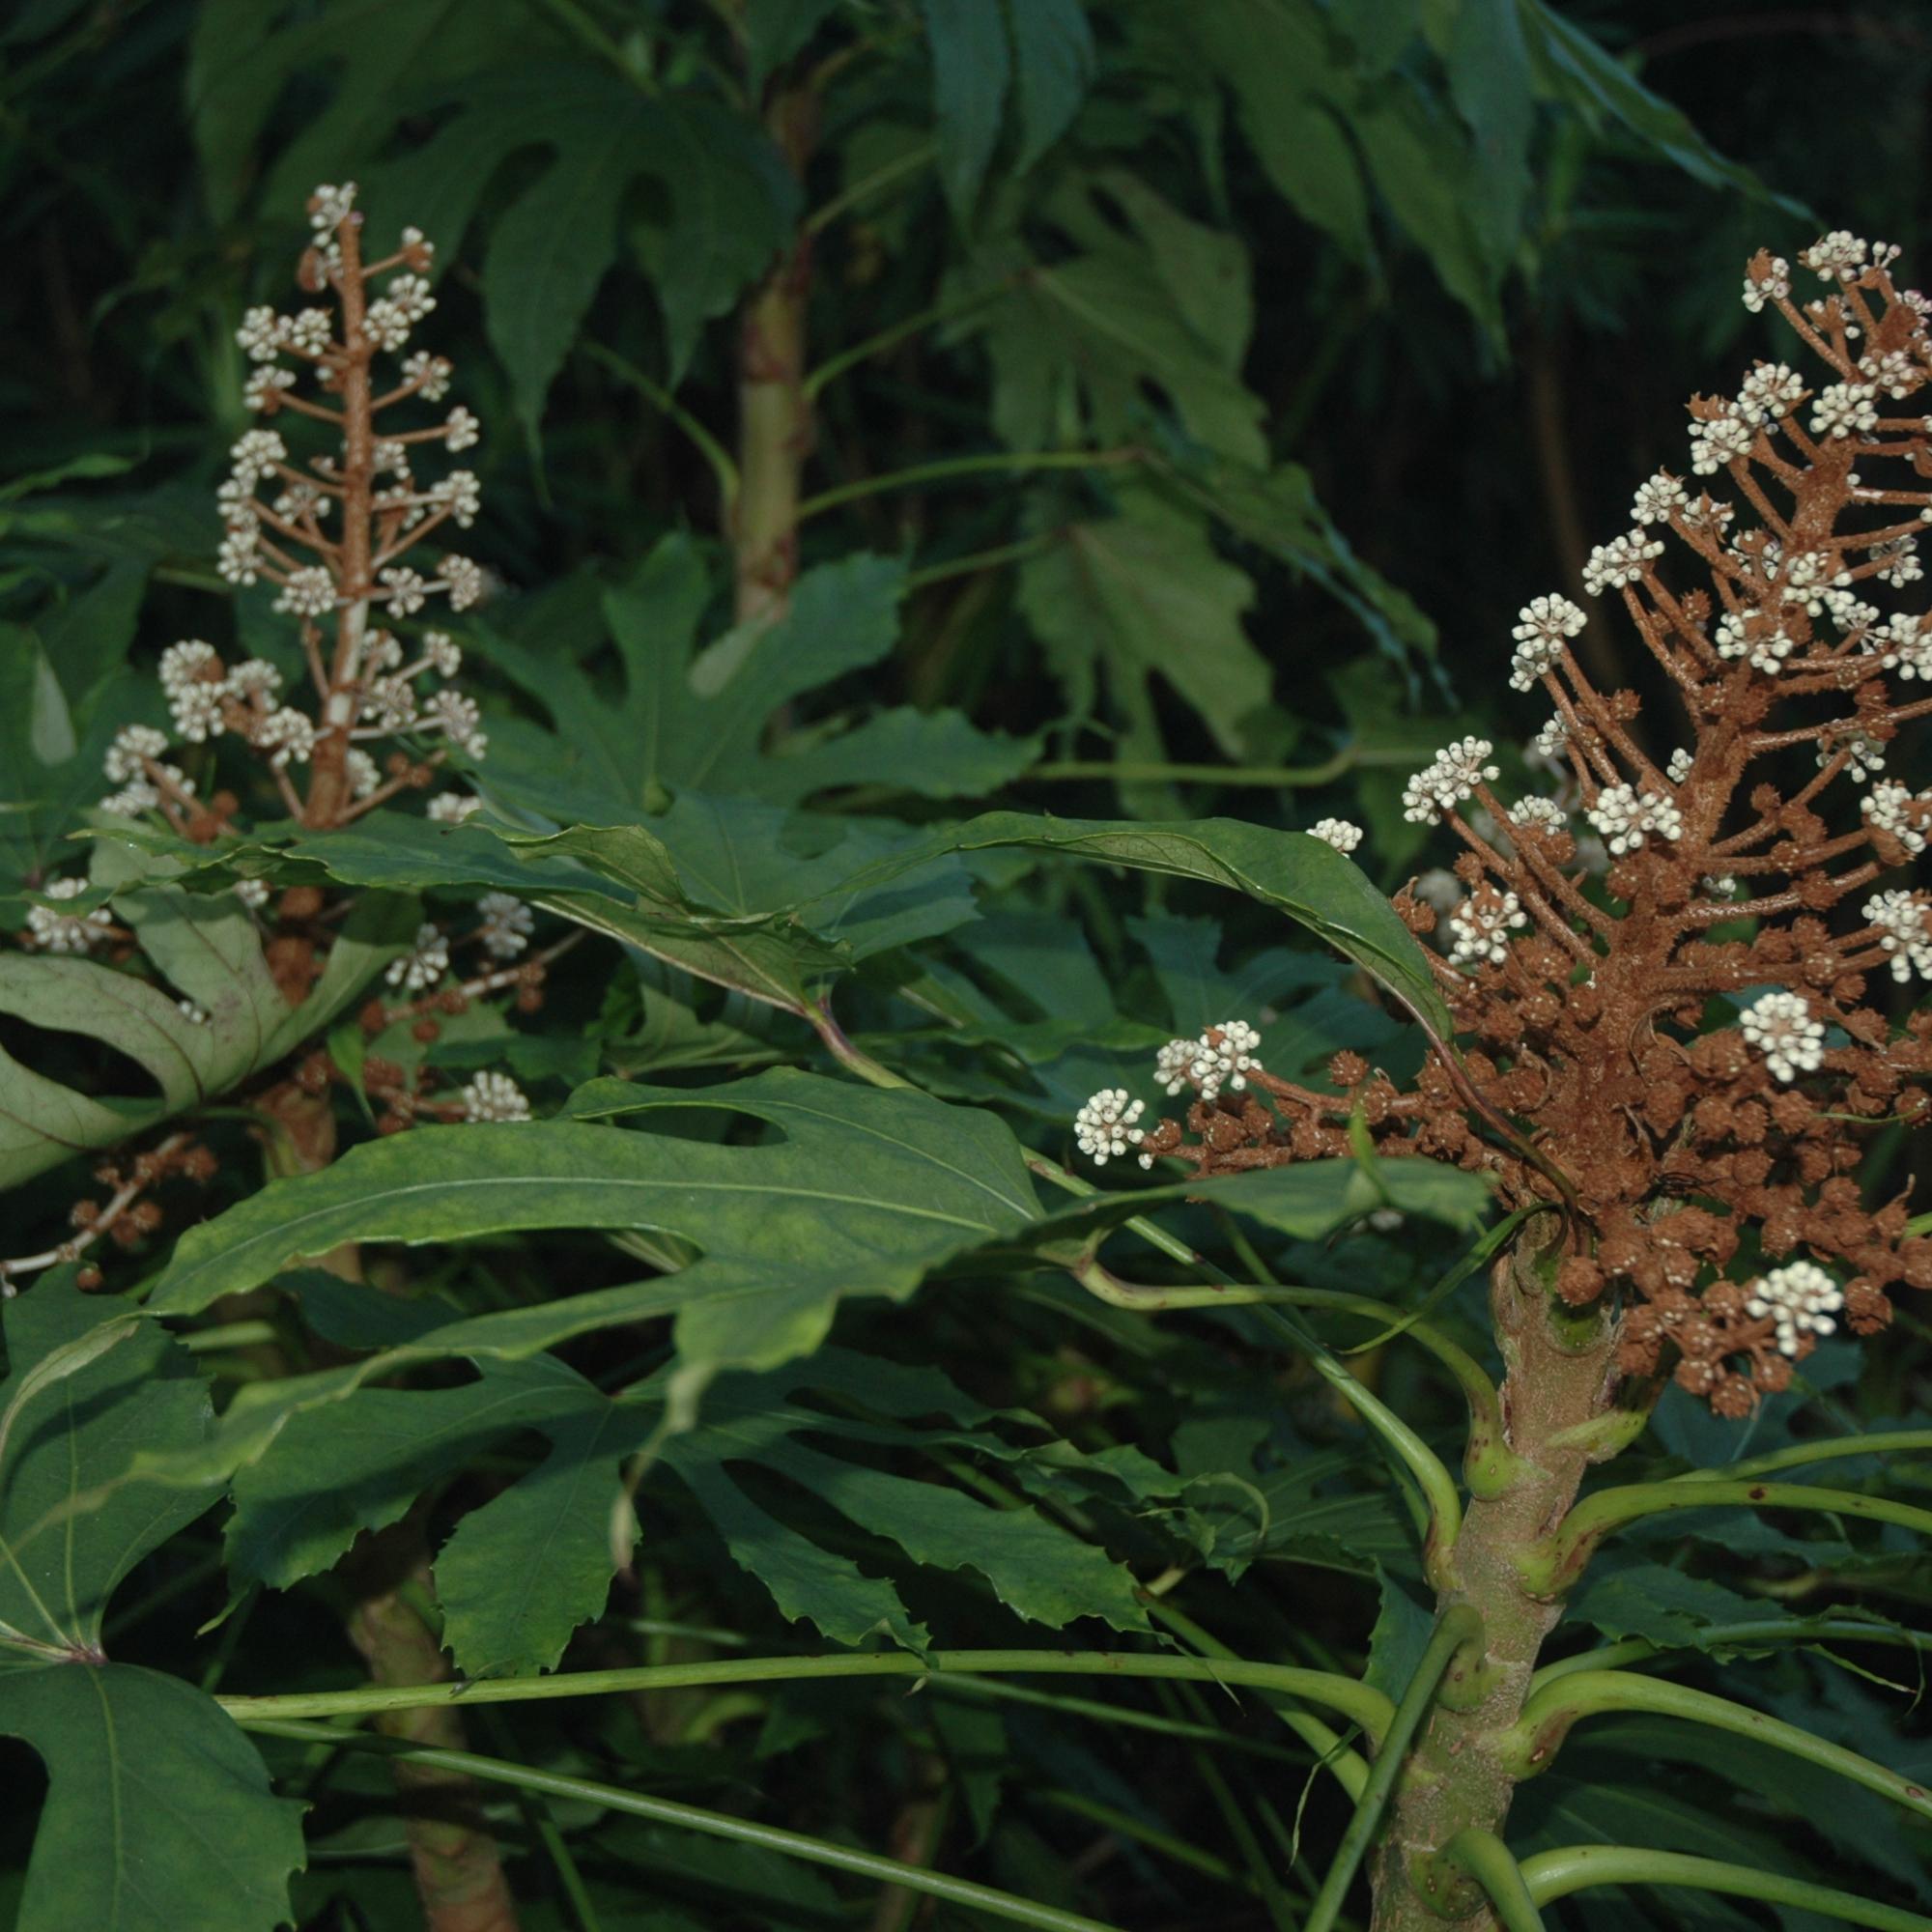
[9,151,1932,1932]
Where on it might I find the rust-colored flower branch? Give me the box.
[1079,232,1932,1415]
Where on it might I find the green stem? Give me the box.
[1255,1305,1464,1581]
[1073,1257,1508,1488]
[904,531,1055,591]
[1529,1479,1932,1590]
[217,1647,1390,1739]
[481,1710,604,1932]
[934,1673,1314,1767]
[806,998,912,1088]
[796,446,1140,521]
[1520,1846,1932,1930]
[1144,1598,1371,1801]
[803,280,1010,400]
[1507,1668,1932,1822]
[242,1718,1126,1932]
[1038,1790,1251,1889]
[1436,1830,1547,1932]
[179,1321,280,1354]
[1677,1427,1932,1485]
[582,339,740,511]
[1025,1153,1208,1273]
[1531,1615,1932,1690]
[1303,1605,1485,1932]
[804,139,937,236]
[1189,1742,1301,1930]
[1030,747,1421,788]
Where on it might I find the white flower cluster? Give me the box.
[1690,412,1752,475]
[1740,990,1826,1083]
[1819,726,1886,782]
[218,186,486,635]
[1713,611,1795,674]
[1745,1260,1843,1357]
[462,1070,531,1123]
[1863,889,1932,982]
[1581,529,1663,596]
[1631,472,1688,526]
[1736,362,1804,424]
[1585,783,1684,856]
[1507,796,1566,832]
[386,922,450,991]
[1447,889,1526,970]
[1309,818,1362,854]
[1155,1020,1264,1104]
[1509,595,1585,690]
[1879,611,1932,678]
[1074,1088,1147,1167]
[1741,256,1790,312]
[1402,737,1498,826]
[25,875,112,953]
[1810,381,1879,440]
[1865,780,1932,856]
[476,893,533,959]
[99,722,198,815]
[1528,716,1571,763]
[1801,231,1867,283]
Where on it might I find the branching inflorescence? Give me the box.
[1080,234,1932,1414]
[4,186,541,1288]
[100,180,488,843]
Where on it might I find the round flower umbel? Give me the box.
[23,876,114,954]
[1447,889,1527,970]
[1740,991,1827,1083]
[1074,1090,1148,1168]
[94,182,491,842]
[461,1071,532,1124]
[1077,232,1932,1411]
[1310,818,1363,854]
[1746,1261,1845,1357]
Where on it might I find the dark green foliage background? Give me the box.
[2,4,1931,1929]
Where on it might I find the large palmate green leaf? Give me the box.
[0,851,413,1188]
[0,1280,213,1659]
[378,65,797,413]
[183,805,975,1023]
[195,4,797,418]
[180,800,1446,1044]
[1018,483,1269,770]
[0,1664,306,1932]
[962,185,1267,464]
[189,0,537,221]
[917,0,1093,214]
[841,810,1456,1039]
[0,1279,301,1932]
[659,1349,1151,1649]
[228,1283,1161,1670]
[476,544,1036,820]
[128,1085,1487,1548]
[149,1071,1039,1407]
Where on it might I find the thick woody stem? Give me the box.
[346,1526,522,1932]
[257,1085,522,1931]
[731,85,817,627]
[1369,1227,1626,1931]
